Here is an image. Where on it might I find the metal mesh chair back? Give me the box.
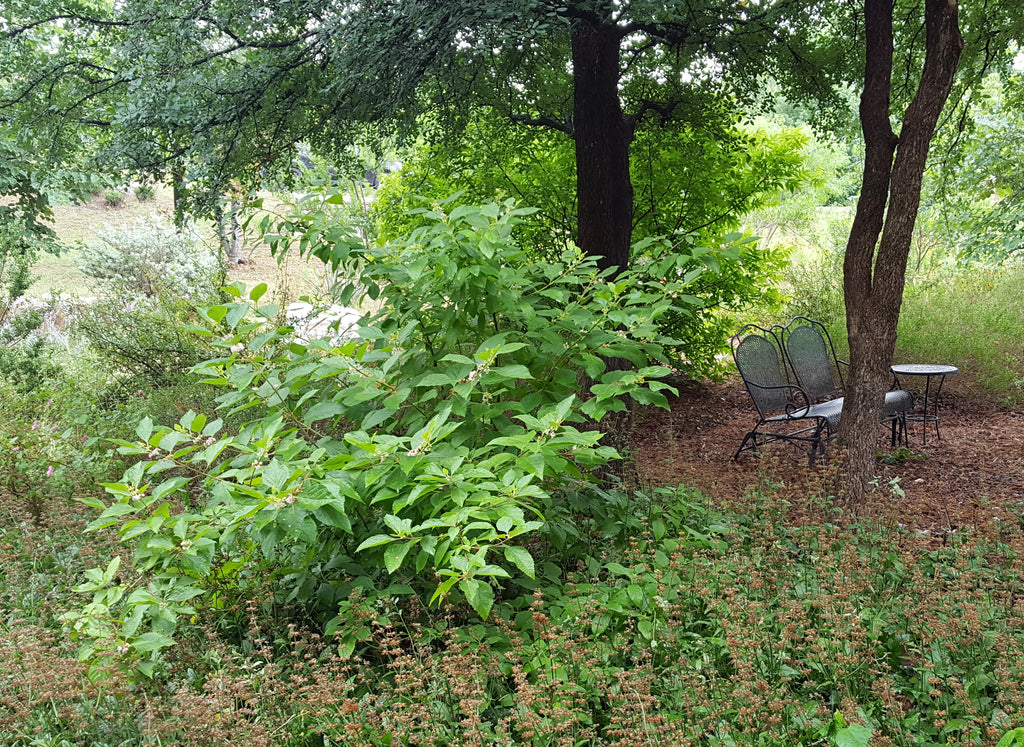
[786,323,839,401]
[733,332,789,414]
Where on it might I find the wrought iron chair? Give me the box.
[731,323,841,464]
[780,316,913,448]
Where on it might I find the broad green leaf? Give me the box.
[503,545,535,578]
[638,618,654,640]
[459,578,495,620]
[835,724,873,747]
[135,417,154,442]
[384,541,413,573]
[249,282,268,301]
[131,631,176,653]
[136,661,157,678]
[224,303,250,329]
[605,562,633,579]
[304,400,346,424]
[996,729,1024,747]
[201,305,227,324]
[356,534,396,551]
[489,364,533,380]
[261,459,291,492]
[152,476,190,501]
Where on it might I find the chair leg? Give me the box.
[733,430,758,461]
[886,414,909,448]
[808,421,829,466]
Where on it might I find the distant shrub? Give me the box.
[896,264,1024,406]
[103,189,126,208]
[0,222,60,391]
[782,211,850,327]
[79,215,221,299]
[134,184,155,202]
[0,308,61,392]
[74,295,217,397]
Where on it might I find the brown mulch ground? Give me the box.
[631,376,1024,532]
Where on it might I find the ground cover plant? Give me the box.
[6,467,1024,745]
[2,197,1024,746]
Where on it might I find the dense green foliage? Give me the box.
[374,108,812,255]
[0,0,841,260]
[66,202,688,673]
[0,190,1022,744]
[929,71,1024,263]
[373,190,789,378]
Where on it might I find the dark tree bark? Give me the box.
[171,167,188,229]
[839,0,963,503]
[571,18,634,274]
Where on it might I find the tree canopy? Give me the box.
[2,0,840,264]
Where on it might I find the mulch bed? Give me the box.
[630,377,1024,532]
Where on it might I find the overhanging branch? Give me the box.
[509,113,574,136]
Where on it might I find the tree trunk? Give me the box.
[572,18,633,274]
[839,0,963,503]
[171,167,188,229]
[215,200,243,265]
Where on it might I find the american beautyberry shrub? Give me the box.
[72,202,693,675]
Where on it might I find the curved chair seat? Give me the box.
[883,389,915,418]
[763,397,842,430]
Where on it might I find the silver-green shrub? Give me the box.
[79,215,220,299]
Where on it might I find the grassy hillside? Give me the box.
[30,189,327,301]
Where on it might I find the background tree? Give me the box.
[374,108,811,253]
[1,0,827,268]
[346,0,830,270]
[929,70,1024,263]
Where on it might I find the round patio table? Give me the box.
[890,363,959,445]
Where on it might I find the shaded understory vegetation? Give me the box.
[2,196,1024,747]
[5,479,1024,746]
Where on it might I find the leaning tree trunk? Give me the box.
[572,18,634,274]
[839,0,962,504]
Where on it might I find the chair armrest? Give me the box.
[744,381,813,417]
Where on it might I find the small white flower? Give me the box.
[229,343,245,354]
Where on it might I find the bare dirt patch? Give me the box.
[631,376,1024,532]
